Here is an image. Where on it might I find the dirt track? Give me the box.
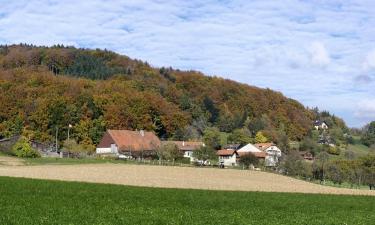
[0,161,374,196]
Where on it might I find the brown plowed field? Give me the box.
[0,160,374,195]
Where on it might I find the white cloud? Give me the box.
[355,99,375,120]
[309,41,331,66]
[362,50,375,71]
[0,0,375,127]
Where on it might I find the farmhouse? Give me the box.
[237,143,267,162]
[217,149,239,166]
[162,141,204,161]
[96,130,161,158]
[255,143,282,167]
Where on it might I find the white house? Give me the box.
[217,149,239,166]
[255,143,282,167]
[314,120,329,130]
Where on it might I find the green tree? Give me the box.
[281,151,305,176]
[313,152,330,183]
[158,142,182,164]
[360,155,375,190]
[193,146,217,165]
[239,153,259,169]
[362,122,375,147]
[227,128,252,145]
[12,137,40,158]
[255,131,268,143]
[203,127,222,149]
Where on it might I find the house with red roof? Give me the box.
[217,149,239,166]
[96,130,161,159]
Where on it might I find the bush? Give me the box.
[239,153,259,169]
[327,146,340,155]
[12,138,40,158]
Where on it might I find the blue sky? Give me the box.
[1,0,375,127]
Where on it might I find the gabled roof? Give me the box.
[98,130,161,152]
[162,141,204,151]
[254,143,274,151]
[237,143,262,153]
[216,149,238,156]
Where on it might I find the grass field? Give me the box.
[0,177,374,225]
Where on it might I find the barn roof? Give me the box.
[98,130,161,152]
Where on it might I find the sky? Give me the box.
[0,0,375,127]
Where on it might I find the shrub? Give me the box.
[12,138,40,158]
[239,153,259,169]
[327,146,340,155]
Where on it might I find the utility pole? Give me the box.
[56,126,62,158]
[68,124,72,141]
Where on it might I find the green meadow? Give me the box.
[0,176,374,225]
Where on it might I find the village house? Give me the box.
[161,141,205,162]
[96,130,161,159]
[255,143,282,167]
[237,143,267,160]
[314,120,329,130]
[217,149,239,166]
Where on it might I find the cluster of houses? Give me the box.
[96,129,283,167]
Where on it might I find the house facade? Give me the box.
[314,120,329,130]
[255,143,282,167]
[217,149,239,166]
[96,130,161,158]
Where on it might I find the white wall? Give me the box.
[96,144,118,155]
[219,154,237,166]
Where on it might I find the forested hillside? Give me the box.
[0,44,337,150]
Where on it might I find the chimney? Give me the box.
[182,141,185,146]
[140,130,145,137]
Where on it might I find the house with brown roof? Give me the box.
[162,141,205,162]
[96,130,161,158]
[217,149,239,166]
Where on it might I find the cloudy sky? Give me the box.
[1,0,375,127]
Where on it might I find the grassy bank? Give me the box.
[0,177,374,225]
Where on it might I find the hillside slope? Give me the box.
[0,44,316,146]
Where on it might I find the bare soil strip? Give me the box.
[0,162,374,196]
[0,156,24,166]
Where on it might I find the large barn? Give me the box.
[96,130,161,158]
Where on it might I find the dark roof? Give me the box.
[314,120,328,126]
[223,144,241,150]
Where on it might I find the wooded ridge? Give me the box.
[0,44,346,149]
